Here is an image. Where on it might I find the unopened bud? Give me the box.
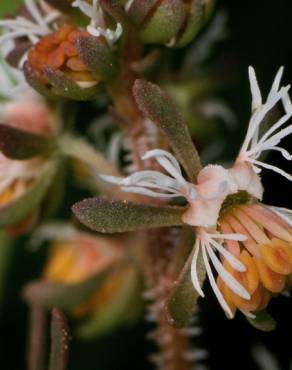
[126,0,215,47]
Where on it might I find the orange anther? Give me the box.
[254,257,286,292]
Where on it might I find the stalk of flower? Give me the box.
[43,231,126,317]
[101,66,292,318]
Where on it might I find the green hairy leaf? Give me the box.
[133,79,201,181]
[72,198,185,233]
[166,247,206,328]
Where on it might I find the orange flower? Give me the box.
[218,203,292,316]
[27,24,98,87]
[44,233,124,317]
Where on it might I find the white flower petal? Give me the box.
[237,67,292,185]
[207,233,247,241]
[190,239,205,297]
[248,66,262,110]
[268,66,284,100]
[249,158,292,181]
[72,0,122,43]
[142,149,182,176]
[100,150,198,200]
[201,241,234,318]
[209,238,246,272]
[206,244,250,300]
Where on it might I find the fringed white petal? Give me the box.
[72,0,93,18]
[190,239,205,297]
[268,66,284,100]
[201,241,234,318]
[243,85,289,153]
[87,23,123,42]
[100,149,198,200]
[0,0,59,54]
[72,0,122,43]
[120,186,183,198]
[206,233,247,241]
[25,0,50,28]
[248,66,262,111]
[237,66,292,184]
[249,158,292,181]
[206,244,250,300]
[208,238,246,272]
[190,229,251,318]
[142,149,182,177]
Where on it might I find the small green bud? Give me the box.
[126,0,215,47]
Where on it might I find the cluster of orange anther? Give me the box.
[28,25,95,83]
[218,203,292,316]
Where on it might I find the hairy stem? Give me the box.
[105,28,197,370]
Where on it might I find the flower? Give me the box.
[101,66,292,317]
[27,24,98,88]
[0,0,59,67]
[0,0,119,97]
[72,0,122,44]
[44,231,123,317]
[217,203,292,317]
[0,60,56,230]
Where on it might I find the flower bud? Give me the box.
[0,91,58,233]
[44,234,124,317]
[24,24,118,100]
[125,0,215,47]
